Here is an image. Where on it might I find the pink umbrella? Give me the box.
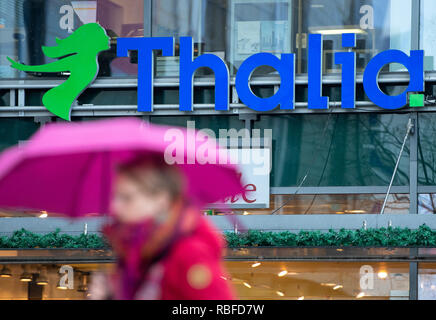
[0,118,244,217]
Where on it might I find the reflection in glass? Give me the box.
[254,114,410,187]
[419,194,436,215]
[0,0,143,79]
[151,0,412,76]
[419,263,436,300]
[226,261,409,300]
[418,113,436,186]
[420,0,436,71]
[220,194,409,215]
[0,262,410,300]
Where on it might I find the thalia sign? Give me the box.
[118,33,424,112]
[8,23,425,120]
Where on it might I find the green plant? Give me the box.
[1,225,436,249]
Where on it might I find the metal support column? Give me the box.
[409,248,419,300]
[144,0,152,37]
[410,112,418,214]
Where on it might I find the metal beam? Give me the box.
[271,186,410,195]
[410,113,419,214]
[3,70,436,89]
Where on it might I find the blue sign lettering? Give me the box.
[116,35,424,112]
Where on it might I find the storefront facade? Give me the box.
[2,0,436,300]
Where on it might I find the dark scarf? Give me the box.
[103,202,197,300]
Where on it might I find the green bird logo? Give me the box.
[8,23,110,121]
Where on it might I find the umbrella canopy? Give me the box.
[0,118,244,217]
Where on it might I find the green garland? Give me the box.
[1,225,436,249]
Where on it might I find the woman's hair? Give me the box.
[117,155,184,202]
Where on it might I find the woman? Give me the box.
[90,155,235,300]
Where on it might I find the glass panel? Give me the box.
[0,263,113,300]
[217,194,410,215]
[152,0,412,76]
[420,0,436,71]
[253,113,410,187]
[419,263,436,300]
[418,113,436,186]
[150,115,244,135]
[0,118,39,152]
[226,261,409,300]
[0,261,410,300]
[0,0,144,79]
[418,194,436,215]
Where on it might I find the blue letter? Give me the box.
[117,37,174,112]
[335,33,356,109]
[179,37,229,111]
[235,53,295,111]
[308,34,329,109]
[363,50,424,109]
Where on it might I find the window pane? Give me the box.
[0,118,39,152]
[253,113,410,187]
[0,262,410,300]
[226,261,409,300]
[419,263,436,300]
[1,0,144,79]
[152,0,412,76]
[418,194,436,215]
[420,0,436,71]
[419,113,436,186]
[222,194,410,215]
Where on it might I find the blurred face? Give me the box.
[110,172,172,224]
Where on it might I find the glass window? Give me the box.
[152,0,412,76]
[0,263,113,300]
[0,261,409,300]
[150,115,244,136]
[420,0,436,71]
[226,261,409,300]
[221,194,410,215]
[419,194,436,215]
[419,263,436,299]
[0,118,39,152]
[0,0,144,79]
[253,113,410,187]
[419,113,436,186]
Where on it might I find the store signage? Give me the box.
[7,23,425,120]
[211,148,271,209]
[118,33,424,112]
[8,23,110,121]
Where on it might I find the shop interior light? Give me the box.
[0,265,12,278]
[56,281,68,290]
[298,296,305,300]
[311,28,367,35]
[356,292,365,299]
[344,210,366,214]
[276,291,285,297]
[36,267,49,286]
[377,271,388,279]
[20,274,32,282]
[243,211,250,215]
[251,262,261,268]
[19,265,33,282]
[278,270,288,277]
[321,283,336,287]
[333,285,343,290]
[243,282,252,288]
[77,273,89,292]
[39,211,48,218]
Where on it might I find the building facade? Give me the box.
[2,0,436,300]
